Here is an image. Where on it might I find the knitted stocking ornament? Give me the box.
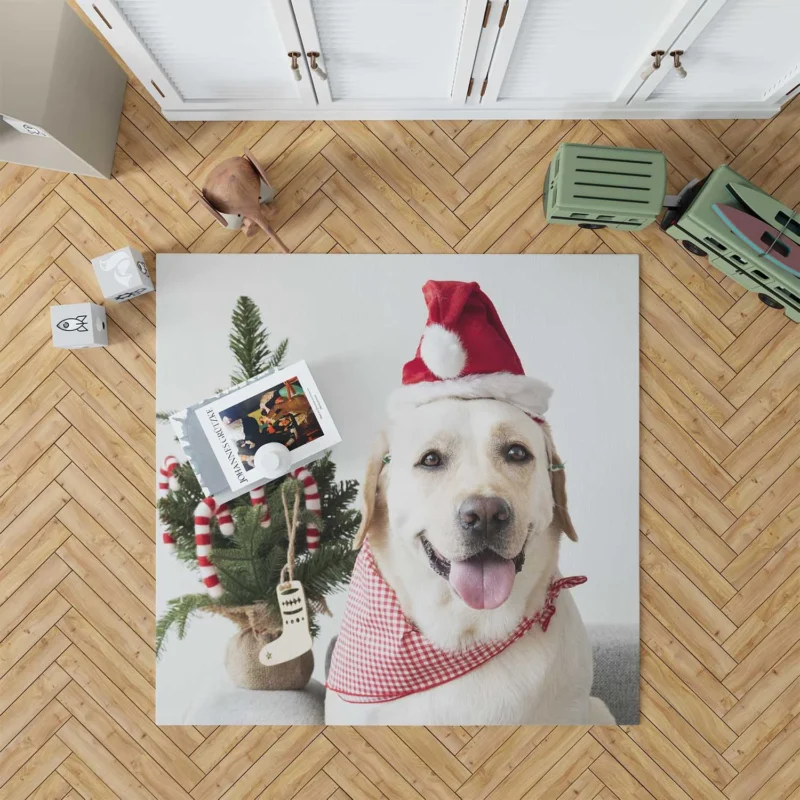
[158,456,179,552]
[258,581,312,666]
[259,484,313,666]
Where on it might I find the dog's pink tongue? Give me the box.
[449,553,516,610]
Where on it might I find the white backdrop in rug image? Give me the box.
[154,254,639,724]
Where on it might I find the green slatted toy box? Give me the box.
[660,164,800,323]
[544,143,667,231]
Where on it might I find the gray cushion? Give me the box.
[589,624,639,725]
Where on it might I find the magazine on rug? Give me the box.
[170,360,340,502]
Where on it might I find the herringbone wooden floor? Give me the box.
[3,53,800,797]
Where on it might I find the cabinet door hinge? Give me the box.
[467,77,474,97]
[482,0,492,27]
[499,0,509,27]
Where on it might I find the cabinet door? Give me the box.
[77,0,316,112]
[289,0,486,109]
[480,0,705,108]
[635,0,800,106]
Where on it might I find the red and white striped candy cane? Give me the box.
[194,497,235,598]
[249,485,271,528]
[158,456,179,552]
[292,466,321,550]
[216,502,235,536]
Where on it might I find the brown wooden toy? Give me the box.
[197,149,289,253]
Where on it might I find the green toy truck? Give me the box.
[543,143,667,231]
[659,165,800,322]
[544,143,800,322]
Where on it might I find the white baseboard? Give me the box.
[162,103,781,122]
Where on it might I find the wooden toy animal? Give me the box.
[197,149,289,253]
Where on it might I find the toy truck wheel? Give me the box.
[758,293,784,310]
[682,240,707,257]
[578,223,606,230]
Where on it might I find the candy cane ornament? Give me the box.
[158,456,180,552]
[193,472,321,599]
[250,484,271,528]
[292,466,321,550]
[193,490,263,598]
[248,474,318,546]
[194,497,235,598]
[216,502,235,536]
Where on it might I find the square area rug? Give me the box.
[155,254,639,726]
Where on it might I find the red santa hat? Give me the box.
[388,280,552,417]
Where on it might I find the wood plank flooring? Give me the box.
[2,73,800,798]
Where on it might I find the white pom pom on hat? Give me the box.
[419,323,467,379]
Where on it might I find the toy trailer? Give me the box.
[660,165,800,323]
[544,143,667,231]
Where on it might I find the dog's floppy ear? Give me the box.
[353,429,389,550]
[541,424,577,542]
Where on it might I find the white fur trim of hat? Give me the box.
[388,372,553,418]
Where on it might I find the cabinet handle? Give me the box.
[670,50,687,79]
[498,1,509,28]
[92,4,113,29]
[288,52,302,81]
[640,50,665,81]
[307,52,328,81]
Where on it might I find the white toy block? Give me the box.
[91,246,154,302]
[51,303,107,349]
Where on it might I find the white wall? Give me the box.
[155,254,639,723]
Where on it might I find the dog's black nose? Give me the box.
[458,496,511,536]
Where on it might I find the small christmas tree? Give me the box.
[156,297,359,657]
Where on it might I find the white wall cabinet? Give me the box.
[480,0,704,107]
[290,0,487,109]
[630,0,800,109]
[81,0,317,110]
[78,0,800,120]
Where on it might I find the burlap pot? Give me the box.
[225,628,314,690]
[211,602,313,691]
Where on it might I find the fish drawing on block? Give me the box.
[712,204,800,277]
[57,315,89,333]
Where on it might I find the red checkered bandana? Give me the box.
[326,540,587,704]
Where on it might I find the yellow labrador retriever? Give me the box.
[325,395,615,725]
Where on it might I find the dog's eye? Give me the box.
[418,450,442,468]
[506,444,530,463]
